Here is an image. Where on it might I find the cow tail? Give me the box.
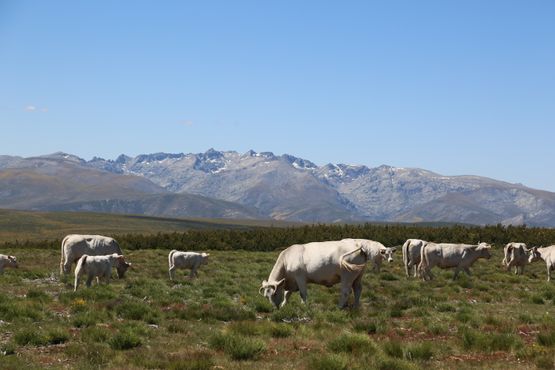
[168,250,177,269]
[418,243,428,278]
[340,247,366,273]
[60,235,70,275]
[402,240,410,277]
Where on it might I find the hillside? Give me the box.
[2,150,555,226]
[0,209,294,242]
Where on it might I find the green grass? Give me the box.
[0,208,295,242]
[0,245,555,368]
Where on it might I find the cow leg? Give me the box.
[453,267,461,280]
[352,274,363,308]
[463,267,472,276]
[169,265,176,280]
[547,264,551,282]
[86,275,94,287]
[374,262,381,273]
[338,282,352,308]
[189,267,197,279]
[61,260,72,275]
[296,279,308,304]
[413,264,418,278]
[281,291,293,308]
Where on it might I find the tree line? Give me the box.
[3,223,555,252]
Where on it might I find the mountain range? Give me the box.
[1,149,554,226]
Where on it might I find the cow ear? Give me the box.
[390,247,397,253]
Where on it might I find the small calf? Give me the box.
[0,254,18,274]
[74,253,131,291]
[168,250,209,280]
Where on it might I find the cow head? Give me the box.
[259,278,286,308]
[476,242,492,259]
[380,247,396,263]
[7,256,18,269]
[115,255,132,278]
[201,253,210,265]
[528,247,542,263]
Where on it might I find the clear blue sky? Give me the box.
[1,1,554,190]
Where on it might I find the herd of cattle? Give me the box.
[1,235,555,309]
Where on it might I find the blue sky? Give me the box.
[1,1,554,190]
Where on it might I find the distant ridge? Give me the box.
[1,149,555,226]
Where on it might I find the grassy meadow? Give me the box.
[1,244,555,369]
[0,209,296,243]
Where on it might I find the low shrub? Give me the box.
[109,329,142,350]
[537,331,555,347]
[209,331,265,360]
[327,333,374,354]
[307,353,348,370]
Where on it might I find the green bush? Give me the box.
[383,340,404,358]
[109,329,143,350]
[327,333,374,354]
[307,353,348,370]
[270,323,293,338]
[537,331,555,347]
[13,327,48,346]
[404,342,434,361]
[209,331,265,360]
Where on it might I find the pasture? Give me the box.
[1,245,555,369]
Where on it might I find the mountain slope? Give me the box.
[2,150,555,226]
[88,149,555,226]
[0,154,262,219]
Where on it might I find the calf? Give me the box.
[168,250,210,280]
[503,242,529,275]
[0,254,18,274]
[419,242,492,280]
[74,253,131,291]
[528,245,555,281]
[369,245,396,273]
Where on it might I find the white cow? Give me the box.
[418,242,492,281]
[259,238,387,309]
[528,245,555,281]
[369,245,397,272]
[0,254,18,274]
[402,239,428,278]
[74,253,131,291]
[168,250,210,280]
[502,242,529,275]
[60,234,126,277]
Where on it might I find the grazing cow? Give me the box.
[0,254,18,274]
[502,242,529,275]
[402,239,428,278]
[259,238,387,309]
[168,250,210,280]
[60,234,126,277]
[528,245,555,281]
[418,242,492,280]
[74,253,131,291]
